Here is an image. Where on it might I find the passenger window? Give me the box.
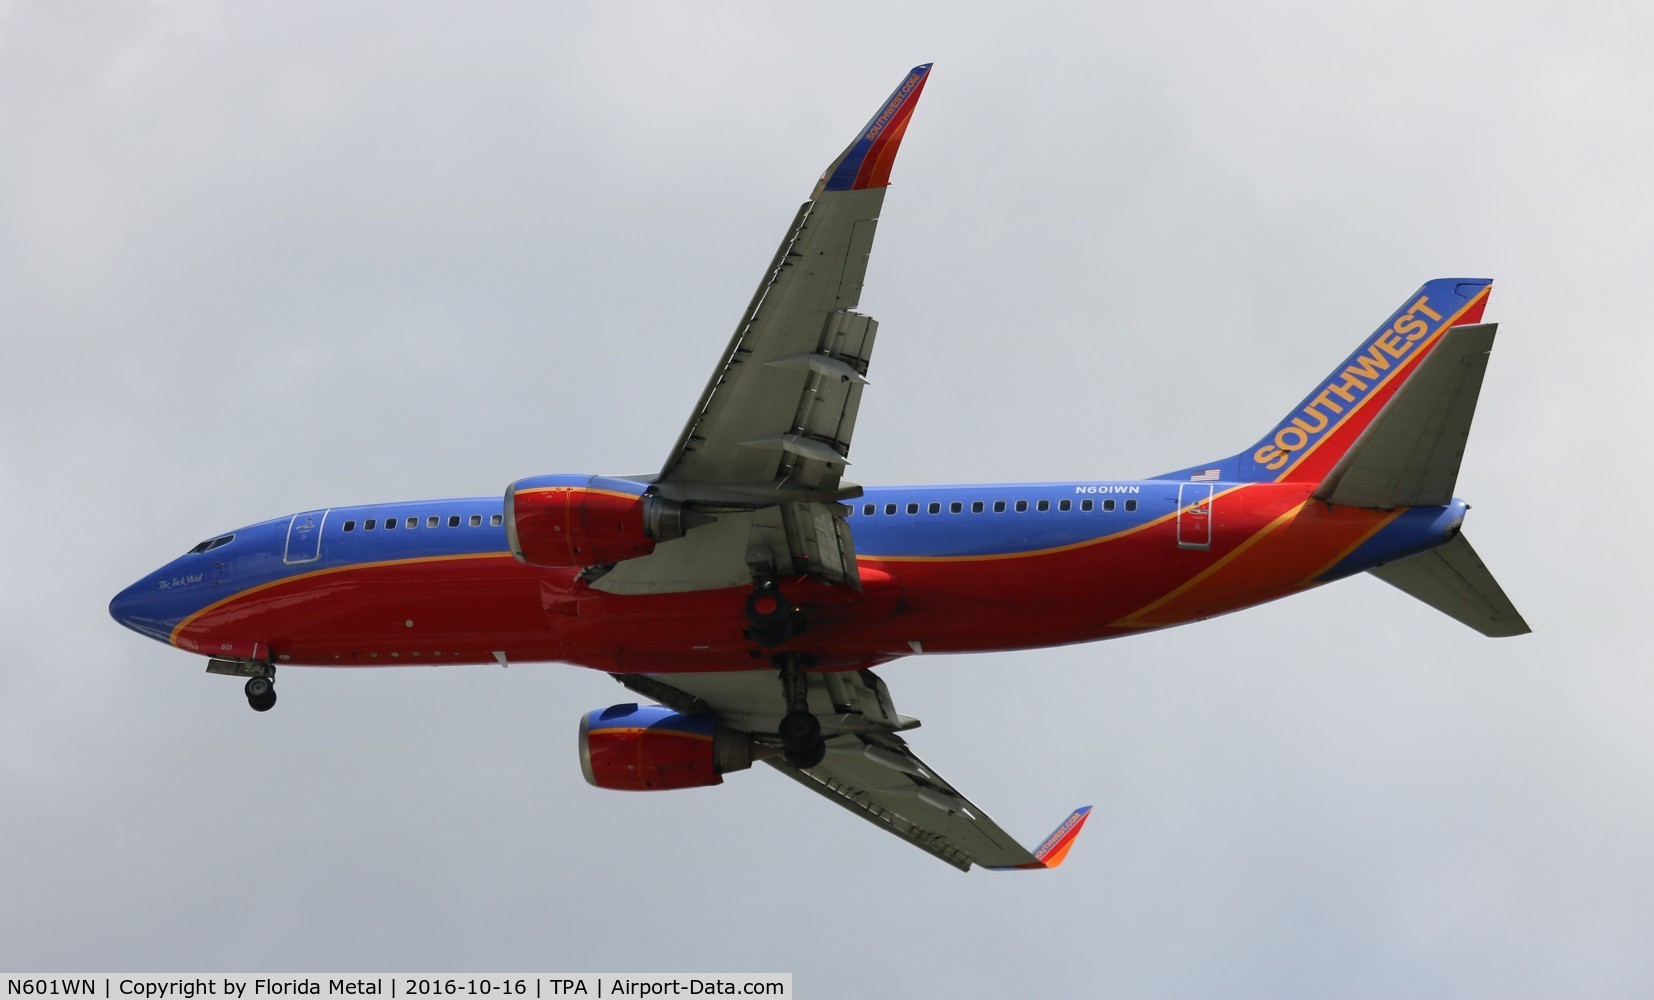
[406,517,417,528]
[994,500,1006,513]
[448,515,460,527]
[1015,500,1028,513]
[1103,500,1115,512]
[491,514,503,527]
[972,501,984,513]
[1125,499,1138,512]
[950,502,963,514]
[365,519,377,530]
[427,516,439,528]
[1037,500,1050,512]
[343,520,356,532]
[906,503,919,515]
[1059,499,1072,512]
[469,515,482,527]
[864,504,875,516]
[1081,499,1093,512]
[924,502,938,514]
[884,503,897,515]
[384,517,397,530]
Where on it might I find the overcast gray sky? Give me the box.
[4,1,1652,995]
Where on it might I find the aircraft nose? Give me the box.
[109,575,176,643]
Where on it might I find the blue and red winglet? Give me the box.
[985,805,1094,872]
[815,63,933,196]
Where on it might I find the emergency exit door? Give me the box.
[283,509,329,565]
[1176,484,1213,550]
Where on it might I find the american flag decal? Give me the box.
[1190,469,1220,482]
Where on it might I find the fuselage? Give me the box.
[109,478,1466,674]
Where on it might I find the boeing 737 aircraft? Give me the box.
[110,64,1529,871]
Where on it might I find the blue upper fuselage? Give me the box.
[108,479,1469,648]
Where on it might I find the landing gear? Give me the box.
[783,737,826,769]
[745,582,798,648]
[775,652,826,769]
[778,710,821,748]
[780,716,826,768]
[244,674,277,713]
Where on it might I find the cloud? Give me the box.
[5,2,1652,996]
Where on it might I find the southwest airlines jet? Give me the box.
[110,65,1529,872]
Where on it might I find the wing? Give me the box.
[595,65,933,596]
[614,669,1092,873]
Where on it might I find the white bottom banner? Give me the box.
[3,978,791,1000]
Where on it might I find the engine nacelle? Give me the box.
[579,703,758,791]
[505,475,696,568]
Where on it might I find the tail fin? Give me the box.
[1315,322,1497,508]
[1162,279,1492,484]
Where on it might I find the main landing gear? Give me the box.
[775,652,825,769]
[244,673,277,712]
[745,579,823,767]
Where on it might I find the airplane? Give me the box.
[109,63,1529,872]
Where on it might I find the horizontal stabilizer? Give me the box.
[1316,324,1497,509]
[1370,533,1530,637]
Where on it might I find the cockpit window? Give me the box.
[187,534,234,555]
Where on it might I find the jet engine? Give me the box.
[579,703,761,791]
[505,475,700,568]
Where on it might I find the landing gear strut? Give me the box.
[775,652,825,769]
[244,672,277,713]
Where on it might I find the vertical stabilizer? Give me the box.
[1160,279,1493,484]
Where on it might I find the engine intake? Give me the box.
[505,475,700,568]
[580,703,759,791]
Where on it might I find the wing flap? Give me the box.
[661,191,887,489]
[781,502,860,589]
[594,508,786,595]
[765,741,975,871]
[767,734,1091,872]
[609,67,932,595]
[616,669,1090,872]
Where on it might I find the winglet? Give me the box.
[815,64,933,196]
[984,805,1094,871]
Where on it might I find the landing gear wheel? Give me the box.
[784,740,826,769]
[245,675,277,712]
[745,585,797,647]
[778,710,822,752]
[778,711,825,768]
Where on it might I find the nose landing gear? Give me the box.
[206,655,279,712]
[244,674,277,712]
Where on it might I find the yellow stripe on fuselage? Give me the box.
[167,551,518,646]
[1111,501,1306,628]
